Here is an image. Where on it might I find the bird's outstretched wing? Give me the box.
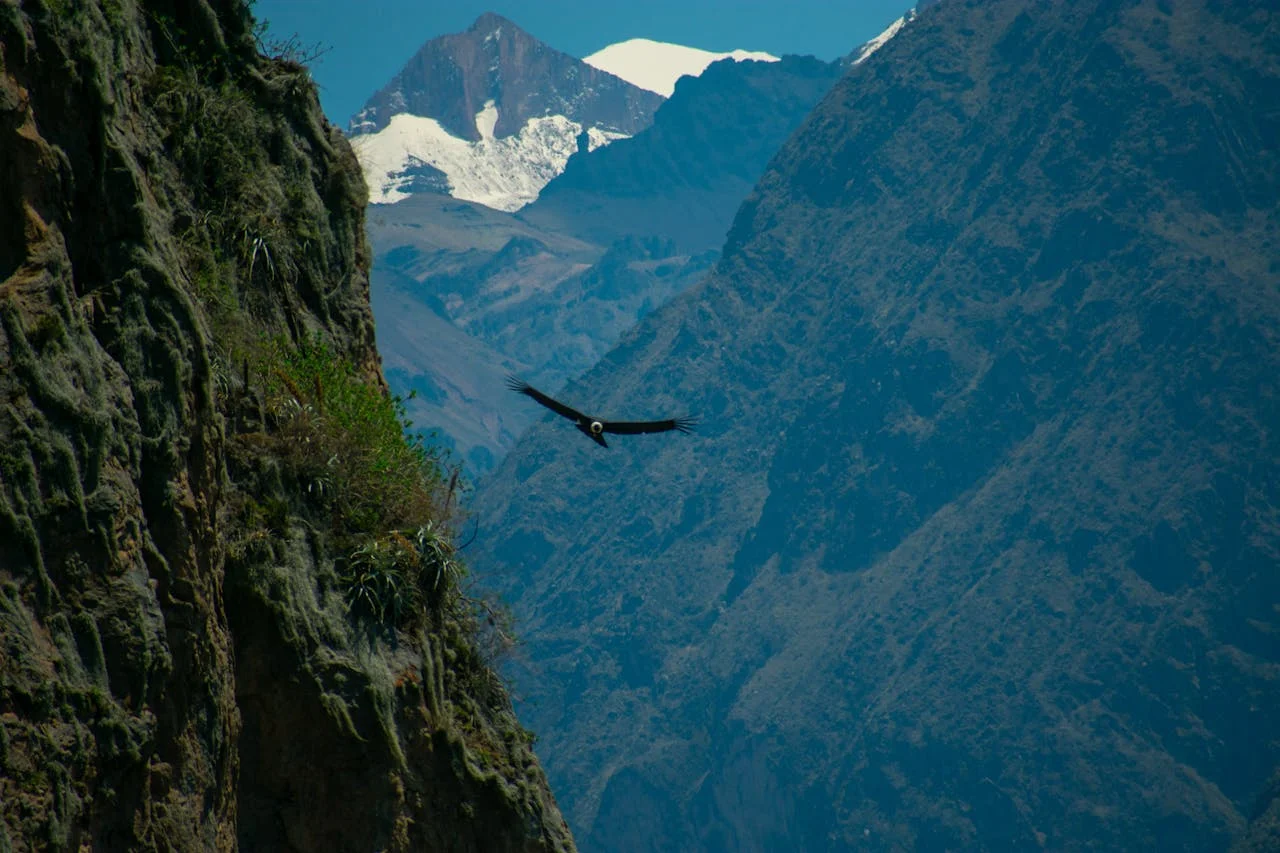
[601,416,697,435]
[505,375,588,423]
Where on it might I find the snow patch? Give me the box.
[852,16,908,66]
[587,127,628,151]
[351,101,630,211]
[583,38,779,97]
[475,99,498,140]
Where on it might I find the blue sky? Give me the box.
[251,0,913,126]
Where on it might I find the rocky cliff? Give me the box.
[0,1,572,850]
[472,0,1280,849]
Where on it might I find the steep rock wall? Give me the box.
[0,1,573,850]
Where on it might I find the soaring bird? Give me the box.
[505,375,696,448]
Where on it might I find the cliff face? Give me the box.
[0,1,572,850]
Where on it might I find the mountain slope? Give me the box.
[471,0,1280,850]
[518,53,847,252]
[349,13,663,210]
[0,1,572,848]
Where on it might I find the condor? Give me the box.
[506,375,696,448]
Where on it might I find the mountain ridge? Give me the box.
[518,53,847,252]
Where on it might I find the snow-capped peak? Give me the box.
[346,13,663,212]
[583,38,780,97]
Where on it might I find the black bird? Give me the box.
[506,375,696,448]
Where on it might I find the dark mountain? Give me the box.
[350,12,662,140]
[0,1,571,849]
[369,50,845,473]
[518,54,846,251]
[471,0,1280,850]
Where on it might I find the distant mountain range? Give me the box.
[348,13,663,210]
[345,13,842,215]
[469,0,1280,850]
[362,14,893,472]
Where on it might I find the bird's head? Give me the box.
[589,420,603,436]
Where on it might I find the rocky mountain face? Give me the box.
[371,53,845,474]
[470,0,1280,850]
[351,12,660,142]
[348,13,663,210]
[0,1,571,850]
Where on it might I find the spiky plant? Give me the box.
[342,538,418,627]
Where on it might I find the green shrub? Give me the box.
[341,535,419,626]
[413,521,464,604]
[259,334,447,535]
[151,64,262,216]
[341,523,464,629]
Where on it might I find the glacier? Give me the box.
[350,100,627,210]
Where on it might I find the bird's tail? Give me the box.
[673,416,698,434]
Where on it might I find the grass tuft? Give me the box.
[258,334,447,536]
